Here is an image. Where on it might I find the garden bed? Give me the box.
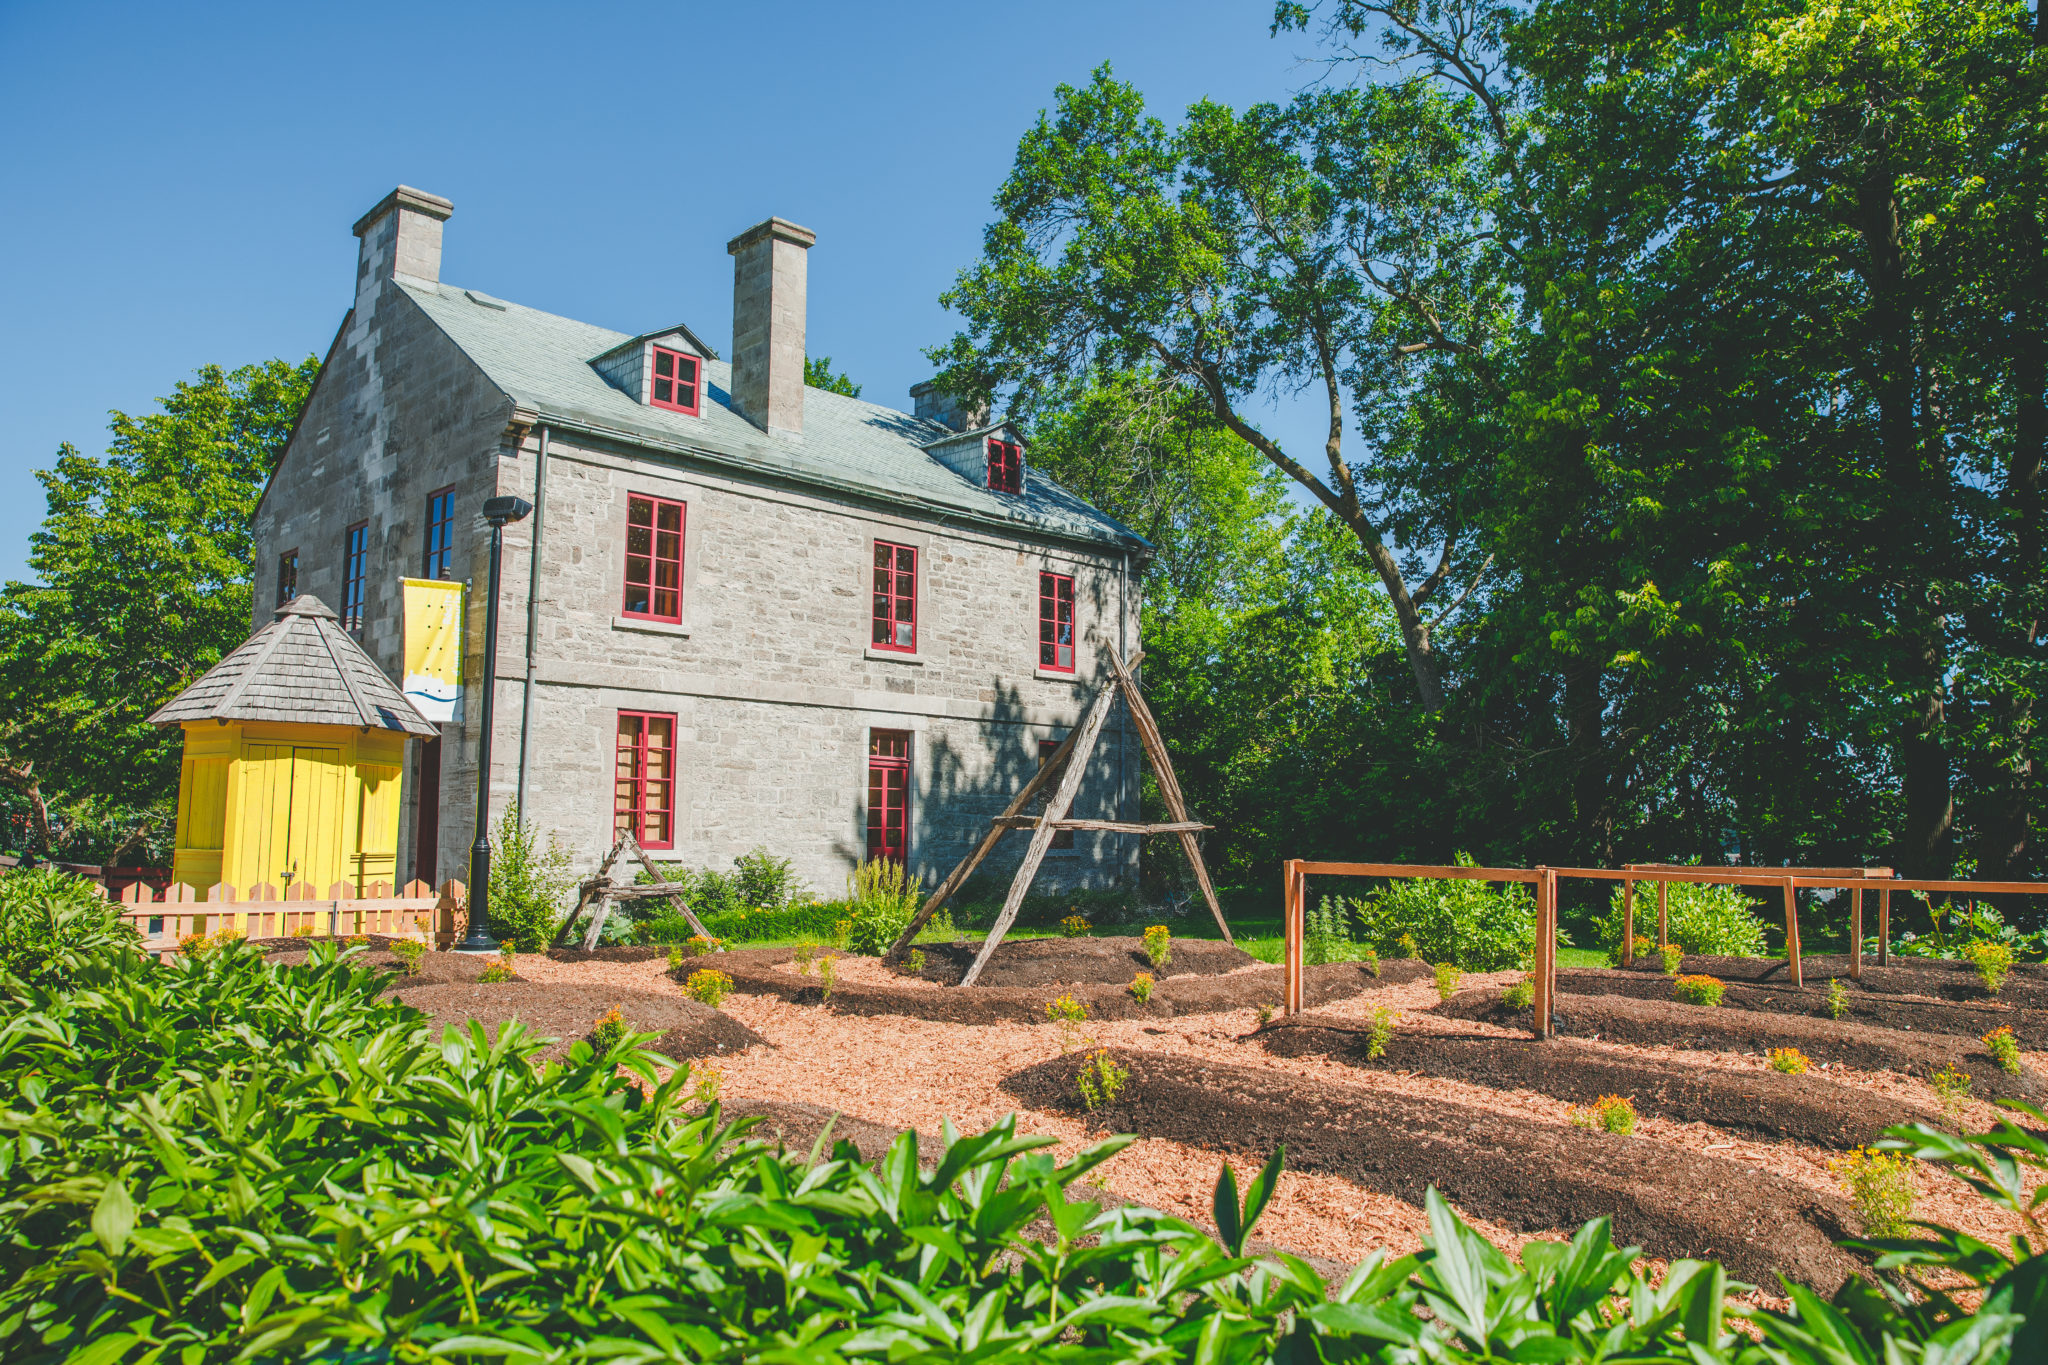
[1438,988,2043,1101]
[387,978,764,1064]
[1558,968,2046,1045]
[904,935,1262,987]
[1256,1018,1943,1149]
[1611,953,2048,1008]
[1000,1048,1863,1289]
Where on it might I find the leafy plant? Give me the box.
[1129,971,1154,1003]
[1256,1001,1274,1026]
[1433,961,1462,1001]
[1831,1145,1917,1237]
[588,1006,630,1052]
[906,947,927,974]
[1660,942,1684,975]
[1983,1026,2021,1076]
[1046,992,1088,1025]
[477,952,517,983]
[683,967,733,1007]
[1571,1094,1637,1135]
[0,868,140,989]
[731,844,807,910]
[1594,880,1769,957]
[1075,1048,1129,1111]
[792,939,819,975]
[1143,922,1171,968]
[1058,912,1092,937]
[666,942,684,972]
[1963,938,2014,996]
[1607,934,1654,967]
[1826,976,1851,1019]
[486,803,577,950]
[1673,973,1725,1006]
[1770,1046,1812,1075]
[389,937,425,975]
[1502,976,1535,1010]
[1366,1005,1397,1060]
[1931,1065,1974,1128]
[1397,932,1420,958]
[816,952,836,1001]
[689,1063,724,1105]
[1361,946,1379,976]
[1345,856,1553,970]
[845,858,920,954]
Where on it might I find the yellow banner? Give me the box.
[400,578,465,724]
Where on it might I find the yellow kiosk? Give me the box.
[149,595,437,895]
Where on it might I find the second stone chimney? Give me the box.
[353,186,452,305]
[727,217,816,435]
[910,380,988,433]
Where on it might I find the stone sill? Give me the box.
[613,614,691,639]
[864,645,925,665]
[1034,666,1083,684]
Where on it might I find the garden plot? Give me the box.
[1556,967,2045,1044]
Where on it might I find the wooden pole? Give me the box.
[1532,866,1554,1039]
[958,682,1121,987]
[1621,879,1635,966]
[1656,881,1669,949]
[1105,650,1232,945]
[1849,887,1863,980]
[1878,888,1891,966]
[1782,876,1802,987]
[1282,859,1304,1016]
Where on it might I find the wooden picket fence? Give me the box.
[110,879,467,952]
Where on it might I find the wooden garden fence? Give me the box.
[1282,860,2048,1038]
[106,879,467,954]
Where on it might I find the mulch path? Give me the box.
[1257,1018,1944,1149]
[1559,968,2046,1045]
[906,936,1261,987]
[1000,1048,1863,1290]
[1439,988,2043,1102]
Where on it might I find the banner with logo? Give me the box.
[400,578,465,724]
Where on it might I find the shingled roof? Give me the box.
[148,596,436,736]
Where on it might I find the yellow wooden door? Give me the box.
[286,747,346,892]
[354,764,403,890]
[233,744,296,890]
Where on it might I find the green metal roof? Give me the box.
[398,281,1145,552]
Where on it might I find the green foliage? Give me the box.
[644,900,845,945]
[1075,1048,1129,1111]
[1058,913,1092,938]
[389,937,425,975]
[1143,923,1172,969]
[1129,971,1155,1003]
[478,953,517,984]
[1963,939,2014,995]
[1365,1004,1397,1060]
[1502,976,1535,1010]
[0,867,137,989]
[1673,974,1726,1006]
[845,858,920,955]
[1433,961,1463,1001]
[1594,883,1769,958]
[802,354,861,397]
[1344,858,1551,970]
[683,967,733,1007]
[1827,977,1851,1019]
[1770,1047,1813,1075]
[1932,1065,1975,1129]
[0,358,317,855]
[487,804,577,950]
[588,1006,630,1052]
[1983,1027,2021,1076]
[1832,1146,1918,1239]
[1571,1094,1638,1136]
[1660,943,1684,975]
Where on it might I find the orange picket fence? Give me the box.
[109,879,467,952]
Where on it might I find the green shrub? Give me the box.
[1058,913,1092,937]
[1502,976,1535,1010]
[1343,855,1553,970]
[389,937,426,975]
[845,859,921,955]
[1433,961,1463,1001]
[1660,942,1684,975]
[1128,971,1155,1003]
[486,804,577,950]
[1593,880,1769,958]
[1962,939,2013,996]
[588,1006,630,1052]
[1831,1145,1917,1238]
[1983,1026,2021,1076]
[0,867,139,988]
[1570,1094,1637,1135]
[1826,976,1851,1019]
[1366,1005,1397,1060]
[1932,1064,1973,1128]
[1673,973,1725,1006]
[1143,923,1171,969]
[1075,1049,1129,1110]
[684,968,734,1007]
[906,948,927,974]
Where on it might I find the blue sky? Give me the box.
[0,0,1334,583]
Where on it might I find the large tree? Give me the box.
[0,357,318,857]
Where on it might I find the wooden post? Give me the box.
[1849,887,1863,980]
[1282,860,1305,1016]
[1656,880,1669,949]
[1105,650,1232,945]
[959,681,1120,987]
[1782,876,1802,987]
[1532,867,1554,1039]
[1878,887,1891,967]
[1621,879,1635,966]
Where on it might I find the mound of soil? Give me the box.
[713,946,1424,1022]
[387,979,764,1064]
[263,941,522,986]
[1258,1019,1942,1149]
[905,936,1261,988]
[1559,968,2045,1045]
[1002,1049,1861,1289]
[712,1098,931,1164]
[1613,954,2048,1010]
[1440,989,2042,1102]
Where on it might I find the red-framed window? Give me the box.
[867,729,911,865]
[615,711,677,850]
[341,522,368,634]
[422,486,456,579]
[871,541,917,652]
[1037,739,1075,849]
[650,346,702,415]
[1039,571,1075,672]
[623,494,686,622]
[987,438,1023,493]
[276,549,298,607]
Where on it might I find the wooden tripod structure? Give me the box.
[882,649,1230,985]
[550,830,723,952]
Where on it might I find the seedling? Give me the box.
[1768,1047,1811,1075]
[690,1064,724,1105]
[1397,933,1420,959]
[1962,940,2013,996]
[1502,976,1535,1010]
[1361,947,1380,978]
[793,941,817,975]
[1143,923,1172,970]
[817,954,837,1001]
[684,934,720,958]
[1825,977,1850,1020]
[906,948,927,974]
[1046,991,1089,1050]
[1571,1094,1637,1135]
[684,968,734,1008]
[1830,1146,1916,1237]
[667,944,685,973]
[390,938,426,976]
[1610,935,1654,967]
[589,1007,629,1052]
[1256,1002,1275,1027]
[1982,1025,2021,1076]
[1365,1005,1397,1060]
[1129,972,1155,1004]
[1659,943,1684,975]
[1058,913,1092,938]
[1930,1064,1973,1129]
[1673,974,1725,1007]
[1076,1049,1129,1111]
[1433,962,1463,1002]
[478,958,516,984]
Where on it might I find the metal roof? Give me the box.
[397,280,1145,552]
[147,596,436,736]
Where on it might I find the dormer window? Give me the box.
[987,438,1023,493]
[651,346,701,415]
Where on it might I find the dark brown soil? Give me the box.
[263,941,525,985]
[712,946,1426,1022]
[1612,953,2048,1009]
[387,979,764,1065]
[1559,968,2046,1045]
[712,1098,933,1164]
[1002,1049,1862,1289]
[1439,988,2043,1102]
[1258,1019,1943,1148]
[905,936,1262,987]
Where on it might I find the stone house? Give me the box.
[250,186,1149,899]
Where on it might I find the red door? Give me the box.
[867,730,910,865]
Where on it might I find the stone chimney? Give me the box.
[910,380,989,434]
[353,186,453,302]
[727,217,816,435]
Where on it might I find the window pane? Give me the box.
[655,350,674,378]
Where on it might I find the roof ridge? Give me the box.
[314,614,379,728]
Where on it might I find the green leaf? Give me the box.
[92,1177,136,1257]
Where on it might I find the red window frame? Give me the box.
[622,493,686,623]
[1039,571,1076,672]
[422,486,456,579]
[276,549,298,607]
[987,438,1023,493]
[341,521,368,634]
[614,711,677,850]
[650,346,702,415]
[871,541,917,652]
[1037,739,1075,849]
[867,729,911,865]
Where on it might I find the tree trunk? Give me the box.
[1566,662,1611,864]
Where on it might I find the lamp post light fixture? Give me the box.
[455,493,534,954]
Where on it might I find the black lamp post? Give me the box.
[455,493,534,954]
